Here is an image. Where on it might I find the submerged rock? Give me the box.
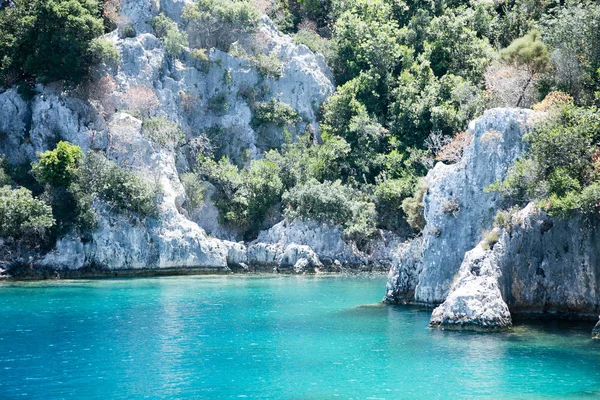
[593,319,600,339]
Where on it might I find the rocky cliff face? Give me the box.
[386,108,538,305]
[0,1,399,277]
[386,108,600,333]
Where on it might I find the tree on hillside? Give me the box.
[500,30,550,107]
[0,0,104,86]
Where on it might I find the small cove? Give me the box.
[1,275,599,399]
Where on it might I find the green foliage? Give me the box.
[196,155,283,235]
[500,30,550,73]
[283,179,353,226]
[191,48,209,62]
[0,156,11,186]
[282,179,377,245]
[88,38,119,65]
[32,141,84,187]
[81,152,159,219]
[402,178,428,231]
[251,99,300,127]
[373,176,415,232]
[207,92,230,115]
[152,13,188,57]
[488,104,600,216]
[119,24,136,39]
[181,172,205,211]
[253,52,283,79]
[0,185,55,241]
[481,229,499,251]
[293,27,333,62]
[539,1,600,104]
[0,0,104,85]
[182,0,259,51]
[142,118,184,147]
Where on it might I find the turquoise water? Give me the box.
[1,276,600,399]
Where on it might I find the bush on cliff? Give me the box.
[282,179,377,246]
[0,0,105,86]
[81,152,160,219]
[488,104,600,216]
[196,155,283,237]
[0,185,55,243]
[152,13,188,57]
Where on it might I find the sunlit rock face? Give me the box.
[385,108,600,331]
[431,203,600,331]
[429,235,512,331]
[386,108,536,306]
[0,1,340,275]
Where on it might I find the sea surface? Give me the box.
[1,275,600,399]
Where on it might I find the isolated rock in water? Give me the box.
[593,319,600,339]
[429,232,512,331]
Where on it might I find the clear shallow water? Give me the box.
[1,276,600,399]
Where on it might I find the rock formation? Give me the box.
[385,107,600,336]
[0,1,398,277]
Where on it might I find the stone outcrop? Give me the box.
[386,108,538,307]
[385,107,600,335]
[255,219,402,272]
[431,204,600,332]
[593,319,600,339]
[416,108,536,304]
[0,1,357,277]
[429,233,512,331]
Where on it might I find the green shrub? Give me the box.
[0,0,104,85]
[142,118,184,147]
[373,176,416,231]
[282,179,354,226]
[253,52,283,78]
[0,185,55,241]
[119,24,136,38]
[164,25,188,57]
[151,13,188,57]
[32,141,84,187]
[481,229,500,250]
[293,27,333,62]
[402,179,428,231]
[191,48,209,62]
[181,173,205,211]
[251,99,300,127]
[282,179,377,246]
[207,92,230,115]
[31,142,97,234]
[82,152,159,218]
[196,155,283,235]
[0,156,11,187]
[487,105,600,216]
[89,38,119,65]
[182,0,259,51]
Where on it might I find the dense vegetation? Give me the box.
[0,0,117,87]
[189,0,600,241]
[489,101,600,217]
[2,0,600,247]
[0,142,159,245]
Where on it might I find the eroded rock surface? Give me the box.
[429,234,512,331]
